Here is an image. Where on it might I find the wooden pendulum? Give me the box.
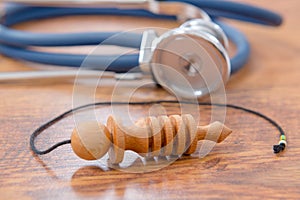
[71,114,232,164]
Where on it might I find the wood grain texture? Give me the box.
[0,1,299,199]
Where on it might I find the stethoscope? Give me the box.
[0,0,282,98]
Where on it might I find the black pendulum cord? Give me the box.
[30,101,286,155]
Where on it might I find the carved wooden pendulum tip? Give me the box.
[196,121,232,143]
[71,115,232,163]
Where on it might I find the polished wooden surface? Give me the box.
[1,1,300,199]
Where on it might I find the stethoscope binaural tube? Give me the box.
[0,1,282,98]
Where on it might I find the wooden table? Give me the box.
[1,1,299,199]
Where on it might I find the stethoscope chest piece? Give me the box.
[145,19,231,99]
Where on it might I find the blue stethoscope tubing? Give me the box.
[0,1,282,74]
